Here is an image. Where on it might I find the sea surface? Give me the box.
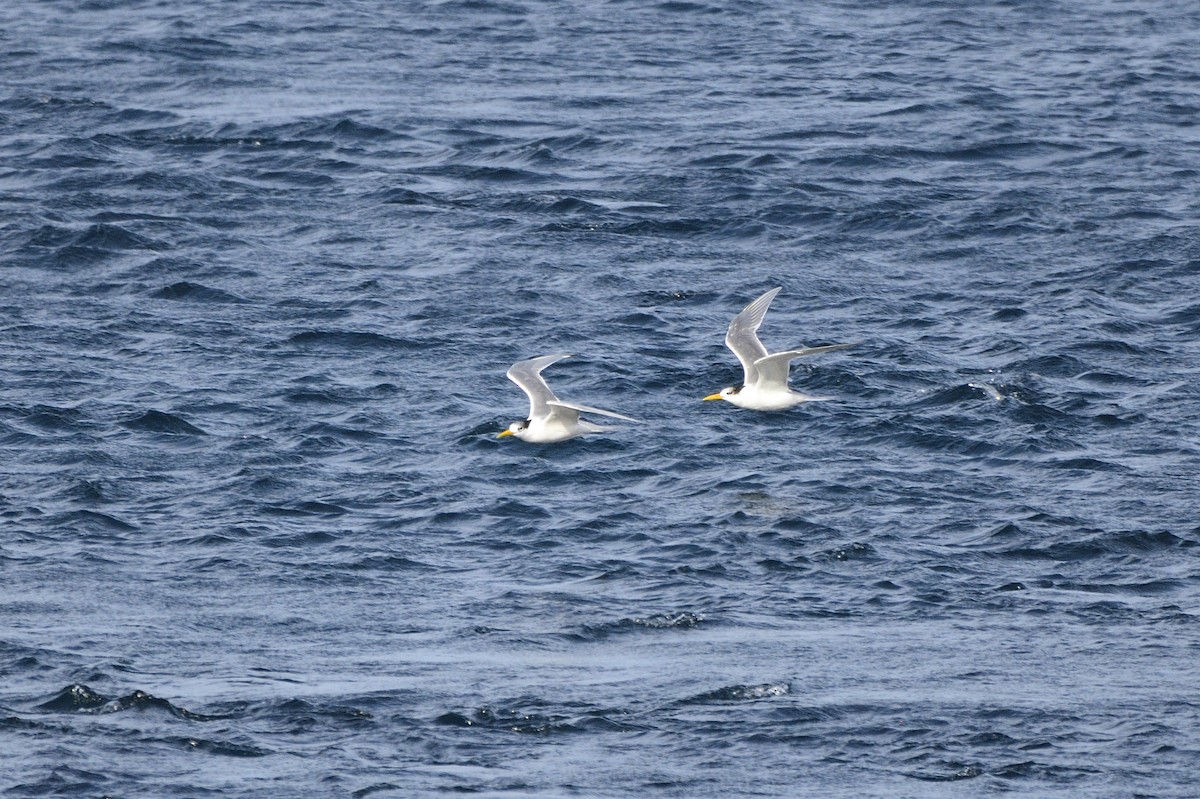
[2,1,1199,796]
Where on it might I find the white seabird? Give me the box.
[498,354,638,443]
[703,287,854,411]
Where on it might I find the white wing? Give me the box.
[548,400,639,423]
[751,343,856,390]
[507,354,571,418]
[725,287,781,385]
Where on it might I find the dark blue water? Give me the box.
[3,1,1199,796]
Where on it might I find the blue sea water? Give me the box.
[2,0,1199,796]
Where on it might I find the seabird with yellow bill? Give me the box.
[499,354,638,443]
[703,287,854,411]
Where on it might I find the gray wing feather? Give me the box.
[725,287,781,385]
[751,343,856,389]
[507,354,571,418]
[547,400,639,423]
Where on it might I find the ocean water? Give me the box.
[2,0,1199,796]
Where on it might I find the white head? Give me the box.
[702,385,744,403]
[497,418,531,439]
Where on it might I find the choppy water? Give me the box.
[3,1,1199,796]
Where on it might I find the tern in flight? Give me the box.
[499,354,638,442]
[704,287,854,411]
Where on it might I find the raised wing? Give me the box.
[751,343,856,390]
[725,287,781,385]
[547,400,639,423]
[507,354,571,418]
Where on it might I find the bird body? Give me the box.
[704,287,853,411]
[498,354,637,443]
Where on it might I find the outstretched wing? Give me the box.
[751,343,856,390]
[507,354,571,418]
[725,287,781,385]
[547,400,639,423]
